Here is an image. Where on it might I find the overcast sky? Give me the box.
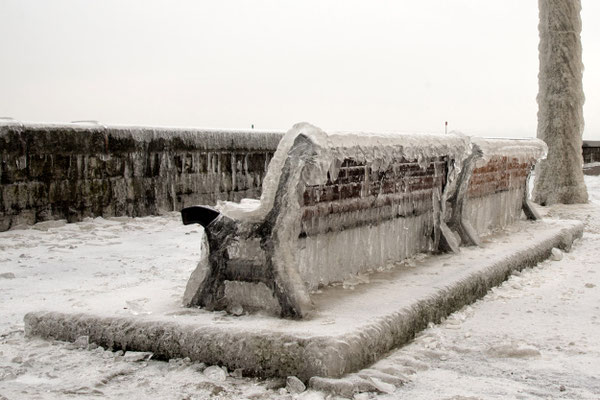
[1,0,599,139]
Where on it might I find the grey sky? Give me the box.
[1,0,598,138]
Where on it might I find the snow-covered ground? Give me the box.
[1,177,600,399]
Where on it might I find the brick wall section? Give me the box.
[300,157,448,236]
[468,156,532,198]
[0,123,282,231]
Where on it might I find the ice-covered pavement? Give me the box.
[1,178,600,399]
[375,204,600,399]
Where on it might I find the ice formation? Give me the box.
[185,122,471,317]
[0,120,282,153]
[183,123,548,318]
[217,123,471,221]
[0,121,282,231]
[464,137,547,236]
[470,137,547,169]
[534,0,588,205]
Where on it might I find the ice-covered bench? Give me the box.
[448,137,547,246]
[180,123,471,318]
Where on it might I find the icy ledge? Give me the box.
[216,122,472,221]
[471,136,548,168]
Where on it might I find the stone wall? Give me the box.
[0,122,282,231]
[582,140,600,164]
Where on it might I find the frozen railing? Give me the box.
[180,123,546,318]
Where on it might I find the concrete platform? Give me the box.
[24,219,583,381]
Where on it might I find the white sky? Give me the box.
[0,0,599,139]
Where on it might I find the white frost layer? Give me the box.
[1,186,599,398]
[218,122,471,220]
[471,137,547,168]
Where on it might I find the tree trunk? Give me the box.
[533,0,588,205]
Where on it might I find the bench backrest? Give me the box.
[466,137,547,235]
[218,123,471,295]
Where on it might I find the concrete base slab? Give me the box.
[24,219,583,381]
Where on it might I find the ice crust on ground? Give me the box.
[0,177,599,398]
[217,122,472,221]
[1,169,599,399]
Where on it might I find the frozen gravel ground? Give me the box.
[1,177,599,399]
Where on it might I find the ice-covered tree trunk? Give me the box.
[533,0,588,205]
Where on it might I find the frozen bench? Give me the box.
[180,122,471,318]
[448,137,547,246]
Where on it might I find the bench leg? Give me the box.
[182,214,238,310]
[447,146,482,247]
[523,171,541,220]
[456,218,481,247]
[439,221,461,253]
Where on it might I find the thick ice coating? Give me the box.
[186,122,473,317]
[463,136,547,237]
[0,121,282,151]
[217,122,472,220]
[184,122,549,318]
[471,137,548,168]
